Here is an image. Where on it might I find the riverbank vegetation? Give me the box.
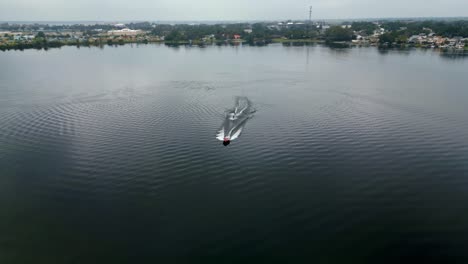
[1,20,467,51]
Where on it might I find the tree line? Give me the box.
[2,20,468,51]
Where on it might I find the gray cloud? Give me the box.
[0,0,467,21]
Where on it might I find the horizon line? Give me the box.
[2,16,468,24]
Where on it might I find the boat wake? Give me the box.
[216,97,255,146]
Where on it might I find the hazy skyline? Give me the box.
[1,0,468,21]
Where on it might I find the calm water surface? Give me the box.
[1,44,468,263]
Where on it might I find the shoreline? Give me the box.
[1,39,468,53]
[2,20,467,52]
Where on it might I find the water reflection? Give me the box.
[281,42,317,47]
[377,47,412,56]
[1,44,468,262]
[376,46,468,59]
[439,50,468,60]
[325,42,351,49]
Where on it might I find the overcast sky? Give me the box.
[1,0,467,21]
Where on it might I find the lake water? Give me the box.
[1,44,468,263]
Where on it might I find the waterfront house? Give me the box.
[408,35,420,44]
[448,38,457,46]
[453,36,463,43]
[433,36,446,46]
[202,34,215,42]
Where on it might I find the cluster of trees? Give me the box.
[156,24,252,42]
[0,31,67,50]
[348,22,378,35]
[1,30,124,51]
[3,20,468,50]
[325,26,354,42]
[380,20,468,37]
[0,38,126,51]
[378,32,408,44]
[112,22,354,44]
[343,20,468,38]
[376,20,468,45]
[0,23,116,32]
[153,23,319,44]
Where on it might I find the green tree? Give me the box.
[36,31,46,39]
[395,35,408,44]
[379,32,396,44]
[351,22,378,35]
[325,26,353,42]
[165,30,186,42]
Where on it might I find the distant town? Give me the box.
[1,20,467,51]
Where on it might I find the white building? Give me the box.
[12,34,35,41]
[108,28,143,36]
